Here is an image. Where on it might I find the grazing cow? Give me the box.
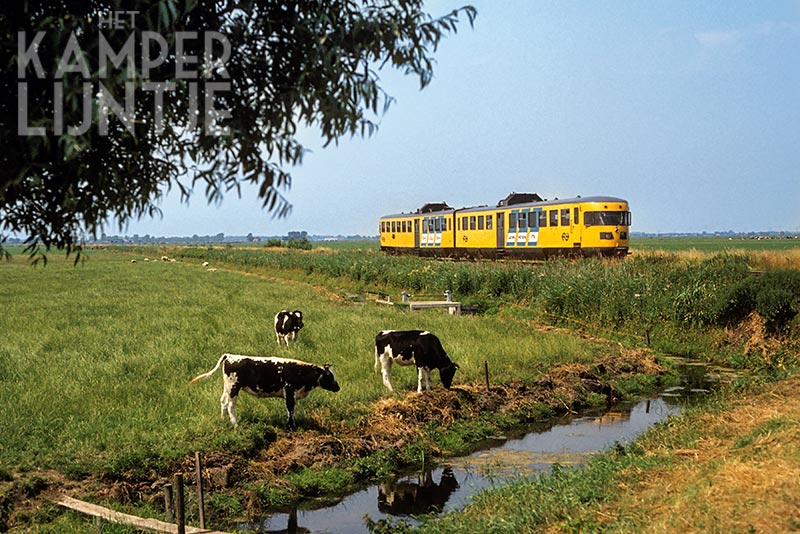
[274,310,304,346]
[374,330,458,393]
[190,354,340,430]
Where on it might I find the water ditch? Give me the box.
[243,358,739,534]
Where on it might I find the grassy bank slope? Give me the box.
[407,375,800,533]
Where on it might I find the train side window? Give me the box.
[477,216,484,230]
[508,213,516,229]
[468,216,475,230]
[574,207,579,225]
[538,211,547,227]
[561,208,570,226]
[517,212,527,229]
[549,210,558,226]
[486,215,493,230]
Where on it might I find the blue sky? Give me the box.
[121,0,800,237]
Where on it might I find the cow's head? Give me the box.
[439,362,459,389]
[293,310,304,330]
[319,364,340,392]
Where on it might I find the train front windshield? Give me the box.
[584,211,631,226]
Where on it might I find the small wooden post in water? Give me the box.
[163,483,174,522]
[484,360,490,391]
[195,451,206,529]
[174,473,185,534]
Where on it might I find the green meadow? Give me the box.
[2,242,799,533]
[0,250,596,479]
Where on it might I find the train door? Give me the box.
[529,208,541,246]
[571,206,581,251]
[414,219,420,249]
[496,212,505,250]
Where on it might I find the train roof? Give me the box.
[380,195,628,219]
[459,195,628,213]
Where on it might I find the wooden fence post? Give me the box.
[195,452,206,529]
[163,484,174,522]
[174,473,185,534]
[484,360,490,391]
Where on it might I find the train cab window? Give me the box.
[538,211,547,228]
[574,207,579,225]
[561,209,570,226]
[486,215,493,230]
[549,210,559,226]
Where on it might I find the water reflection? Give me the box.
[378,467,459,516]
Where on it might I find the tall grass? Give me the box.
[152,246,800,364]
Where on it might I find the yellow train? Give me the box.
[379,193,630,259]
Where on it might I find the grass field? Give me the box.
[631,235,800,253]
[0,250,599,481]
[2,241,798,532]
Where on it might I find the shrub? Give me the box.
[714,270,800,333]
[287,237,313,250]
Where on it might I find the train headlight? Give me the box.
[599,232,614,240]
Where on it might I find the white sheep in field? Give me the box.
[161,256,170,262]
[202,261,209,267]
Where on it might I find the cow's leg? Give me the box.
[283,334,290,348]
[275,332,281,345]
[220,389,229,420]
[416,367,431,393]
[380,356,394,392]
[220,383,240,427]
[227,395,238,428]
[284,386,297,430]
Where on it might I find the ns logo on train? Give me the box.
[379,192,631,259]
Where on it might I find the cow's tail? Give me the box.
[189,354,227,384]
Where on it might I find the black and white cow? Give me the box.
[274,310,304,346]
[190,354,340,430]
[374,330,458,393]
